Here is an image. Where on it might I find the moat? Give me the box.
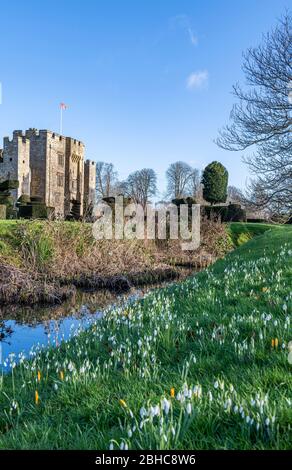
[0,281,181,372]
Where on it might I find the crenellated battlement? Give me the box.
[0,128,94,218]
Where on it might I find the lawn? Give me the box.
[228,221,286,247]
[0,225,291,449]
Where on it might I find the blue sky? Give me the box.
[0,0,289,197]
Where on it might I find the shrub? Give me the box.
[202,161,228,204]
[202,204,246,222]
[0,180,19,191]
[17,194,31,205]
[18,203,48,219]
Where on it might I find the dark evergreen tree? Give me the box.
[202,161,228,204]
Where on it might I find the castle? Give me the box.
[0,129,96,218]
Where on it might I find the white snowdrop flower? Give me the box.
[128,429,132,438]
[265,418,270,426]
[120,442,125,450]
[137,339,142,348]
[214,381,219,389]
[246,416,250,424]
[186,403,192,415]
[109,442,114,450]
[283,303,287,312]
[149,405,159,418]
[154,405,160,416]
[208,391,213,402]
[162,398,171,415]
[124,443,128,450]
[256,422,260,431]
[54,383,58,391]
[140,407,147,418]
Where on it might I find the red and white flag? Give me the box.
[60,102,68,110]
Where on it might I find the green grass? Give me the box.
[228,222,285,247]
[0,225,291,449]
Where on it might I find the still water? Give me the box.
[0,288,145,372]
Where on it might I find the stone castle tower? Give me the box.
[0,131,30,201]
[0,129,96,218]
[84,159,96,209]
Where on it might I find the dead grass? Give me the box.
[0,218,232,305]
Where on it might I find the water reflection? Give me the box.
[0,289,141,370]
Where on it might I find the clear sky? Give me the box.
[0,0,289,198]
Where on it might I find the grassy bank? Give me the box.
[0,225,291,449]
[228,221,285,246]
[0,219,231,305]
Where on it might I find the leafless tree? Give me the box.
[227,185,245,204]
[96,162,118,199]
[217,13,292,213]
[166,161,193,199]
[166,162,201,199]
[190,168,201,198]
[125,168,157,208]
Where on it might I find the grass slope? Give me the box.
[228,222,286,247]
[0,226,291,449]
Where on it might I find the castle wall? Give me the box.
[45,132,66,217]
[27,129,66,217]
[84,160,96,210]
[0,131,30,200]
[65,138,85,217]
[0,129,88,218]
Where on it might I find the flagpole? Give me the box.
[60,106,63,135]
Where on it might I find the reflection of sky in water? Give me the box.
[0,290,143,373]
[0,308,104,372]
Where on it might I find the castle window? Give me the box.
[57,173,64,187]
[58,153,64,167]
[10,158,12,162]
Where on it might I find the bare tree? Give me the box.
[125,168,157,208]
[217,13,292,213]
[166,162,201,199]
[227,185,245,204]
[189,168,201,198]
[96,162,118,199]
[166,161,193,199]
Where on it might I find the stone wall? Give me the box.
[84,159,96,209]
[65,137,85,217]
[0,131,30,200]
[26,129,66,217]
[0,128,90,218]
[45,131,66,217]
